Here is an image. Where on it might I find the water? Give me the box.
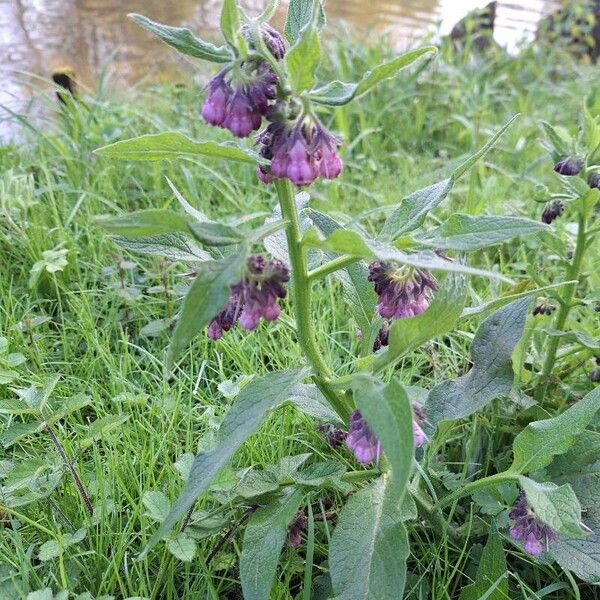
[1,0,557,142]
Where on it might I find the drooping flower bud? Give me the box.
[412,404,428,448]
[207,256,289,339]
[541,200,564,225]
[372,322,390,351]
[317,423,347,449]
[201,74,231,127]
[368,262,437,320]
[288,510,308,547]
[554,157,583,176]
[588,172,600,190]
[346,410,381,464]
[242,23,287,60]
[532,303,556,316]
[509,491,559,557]
[591,358,600,383]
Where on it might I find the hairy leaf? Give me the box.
[284,0,325,44]
[427,297,530,423]
[112,233,211,262]
[240,488,305,600]
[96,209,189,238]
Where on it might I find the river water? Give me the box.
[1,0,557,142]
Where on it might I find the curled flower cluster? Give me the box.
[368,262,437,320]
[541,200,564,225]
[554,157,583,176]
[288,510,308,548]
[346,404,427,465]
[207,256,289,340]
[317,423,347,449]
[509,491,559,557]
[256,118,343,186]
[201,26,285,138]
[532,303,556,316]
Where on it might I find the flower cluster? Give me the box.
[541,200,564,225]
[207,256,289,340]
[554,157,583,176]
[201,25,285,138]
[317,423,347,449]
[509,491,559,557]
[532,303,556,316]
[288,510,308,548]
[346,404,427,465]
[256,117,343,186]
[368,262,437,320]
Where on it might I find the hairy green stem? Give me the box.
[307,255,360,282]
[536,210,587,401]
[275,179,351,420]
[435,472,518,510]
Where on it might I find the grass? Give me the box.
[1,33,599,599]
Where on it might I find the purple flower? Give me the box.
[509,491,559,557]
[288,510,308,548]
[532,303,556,316]
[256,118,343,187]
[541,200,564,225]
[201,75,230,127]
[346,410,381,464]
[317,423,347,449]
[373,322,390,351]
[368,262,437,320]
[554,157,583,176]
[242,23,287,60]
[588,172,600,190]
[207,256,289,339]
[346,404,428,464]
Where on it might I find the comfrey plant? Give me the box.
[93,1,600,596]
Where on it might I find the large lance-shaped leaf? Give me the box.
[111,233,211,262]
[284,0,325,44]
[518,476,584,537]
[303,227,511,281]
[329,476,410,600]
[95,133,262,163]
[166,251,246,368]
[373,271,466,372]
[352,375,414,502]
[510,386,600,474]
[307,46,437,106]
[96,209,189,238]
[140,368,308,557]
[220,0,242,50]
[129,14,233,62]
[240,488,305,600]
[416,214,548,251]
[379,115,518,240]
[426,297,530,423]
[285,5,321,94]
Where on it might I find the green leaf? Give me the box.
[582,105,600,154]
[141,368,308,557]
[129,14,233,62]
[0,368,18,385]
[95,133,261,163]
[0,421,45,448]
[284,0,325,44]
[80,415,130,448]
[459,528,508,600]
[307,46,436,106]
[551,518,600,584]
[379,178,452,241]
[13,375,60,412]
[288,383,343,424]
[166,251,246,368]
[373,271,466,371]
[352,375,414,502]
[329,476,409,600]
[188,221,245,246]
[0,397,38,415]
[285,16,321,93]
[96,209,190,238]
[427,297,530,423]
[416,215,547,251]
[38,539,62,561]
[48,394,92,424]
[112,233,211,262]
[510,386,600,474]
[540,121,570,157]
[240,488,305,600]
[292,461,352,493]
[142,491,171,522]
[166,532,197,562]
[541,328,600,350]
[220,0,242,50]
[519,477,584,537]
[379,116,518,240]
[304,227,511,281]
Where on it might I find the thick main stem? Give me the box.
[275,179,351,421]
[536,211,587,400]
